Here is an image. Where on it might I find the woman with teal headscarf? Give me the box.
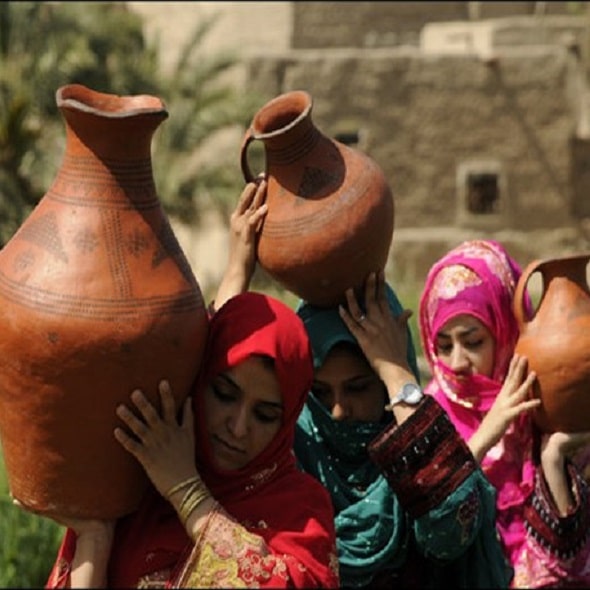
[294,271,512,589]
[211,178,511,588]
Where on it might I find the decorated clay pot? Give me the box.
[240,90,394,307]
[514,253,590,433]
[0,84,209,519]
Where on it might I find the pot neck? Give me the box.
[262,117,321,166]
[541,256,590,294]
[57,84,167,162]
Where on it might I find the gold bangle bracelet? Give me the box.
[165,475,202,499]
[179,484,211,524]
[179,483,201,512]
[180,491,209,524]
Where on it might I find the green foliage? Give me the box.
[566,2,589,15]
[0,2,261,246]
[0,443,6,495]
[0,497,64,588]
[0,3,261,583]
[150,11,262,224]
[0,1,161,245]
[0,444,64,588]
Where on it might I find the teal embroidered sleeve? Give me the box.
[368,396,501,561]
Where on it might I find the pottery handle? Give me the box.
[513,258,543,328]
[240,129,257,183]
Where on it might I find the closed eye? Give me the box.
[436,343,453,355]
[254,405,282,424]
[344,377,378,394]
[465,339,484,350]
[310,382,333,410]
[211,379,238,404]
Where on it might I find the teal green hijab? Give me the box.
[294,284,420,588]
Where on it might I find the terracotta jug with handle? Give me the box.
[0,84,209,519]
[240,90,394,307]
[513,253,590,433]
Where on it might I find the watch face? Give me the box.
[401,382,424,405]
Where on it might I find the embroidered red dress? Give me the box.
[46,292,340,588]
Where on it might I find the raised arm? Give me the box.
[339,270,419,426]
[540,431,590,515]
[114,381,217,542]
[467,354,540,462]
[211,177,268,313]
[114,381,338,588]
[15,501,115,588]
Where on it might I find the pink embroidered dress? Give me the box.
[418,240,590,588]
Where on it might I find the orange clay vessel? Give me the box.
[240,90,394,307]
[0,84,209,519]
[514,253,590,433]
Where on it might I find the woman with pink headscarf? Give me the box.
[419,239,590,588]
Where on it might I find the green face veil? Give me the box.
[294,283,420,588]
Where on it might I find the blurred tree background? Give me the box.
[0,0,262,246]
[0,1,266,586]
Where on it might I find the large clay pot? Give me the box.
[513,254,590,433]
[240,90,394,307]
[0,84,209,519]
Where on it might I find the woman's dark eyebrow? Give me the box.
[313,374,376,388]
[458,326,479,337]
[218,372,283,410]
[346,373,378,382]
[217,373,239,388]
[258,400,284,411]
[438,326,479,338]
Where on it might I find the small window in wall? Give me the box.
[456,160,508,228]
[334,131,360,146]
[466,172,499,214]
[332,121,368,151]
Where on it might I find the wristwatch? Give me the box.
[387,382,424,408]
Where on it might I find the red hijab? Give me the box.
[48,292,337,588]
[192,290,313,500]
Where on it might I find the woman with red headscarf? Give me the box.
[419,239,590,588]
[39,289,339,588]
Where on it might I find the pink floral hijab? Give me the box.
[418,239,535,565]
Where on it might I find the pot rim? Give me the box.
[56,83,167,119]
[250,90,313,139]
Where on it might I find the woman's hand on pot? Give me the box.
[12,496,115,540]
[228,175,268,278]
[470,354,539,461]
[541,430,590,464]
[340,270,413,381]
[540,430,590,516]
[114,380,198,498]
[212,176,268,312]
